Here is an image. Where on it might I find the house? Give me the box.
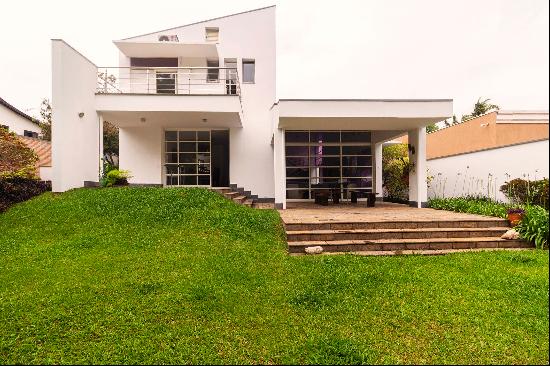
[425,110,549,201]
[51,5,453,209]
[0,97,41,137]
[19,136,52,181]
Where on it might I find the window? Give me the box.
[24,130,38,138]
[164,130,211,186]
[207,59,219,82]
[242,59,255,83]
[156,71,177,94]
[205,27,219,42]
[224,58,237,95]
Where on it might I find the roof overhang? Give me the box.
[276,99,453,130]
[95,94,241,128]
[113,40,219,58]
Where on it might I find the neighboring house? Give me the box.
[51,5,453,208]
[0,97,41,137]
[425,110,549,201]
[19,136,52,181]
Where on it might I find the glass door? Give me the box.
[164,130,211,186]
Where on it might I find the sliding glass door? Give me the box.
[285,130,373,200]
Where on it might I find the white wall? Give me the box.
[427,139,549,201]
[0,105,41,135]
[119,126,162,185]
[121,7,276,198]
[51,40,99,192]
[39,166,52,181]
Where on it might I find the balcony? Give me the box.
[97,66,240,96]
[95,67,242,128]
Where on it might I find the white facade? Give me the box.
[427,139,549,202]
[0,98,41,136]
[51,6,452,208]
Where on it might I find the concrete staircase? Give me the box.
[210,187,275,209]
[285,218,532,254]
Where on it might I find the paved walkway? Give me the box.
[279,202,503,224]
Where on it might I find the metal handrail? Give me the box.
[96,66,241,97]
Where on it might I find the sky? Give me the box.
[0,0,548,121]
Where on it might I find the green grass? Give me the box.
[1,188,548,364]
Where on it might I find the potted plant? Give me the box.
[507,208,525,227]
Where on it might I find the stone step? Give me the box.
[233,195,247,203]
[211,187,232,194]
[288,237,532,253]
[224,192,241,199]
[284,219,509,231]
[253,202,276,209]
[286,227,509,242]
[243,199,254,207]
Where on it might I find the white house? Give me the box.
[51,5,452,209]
[0,97,41,137]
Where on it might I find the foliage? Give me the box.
[103,120,119,166]
[38,98,52,141]
[0,177,50,212]
[382,144,411,201]
[0,128,38,179]
[426,123,439,133]
[428,196,514,218]
[100,168,132,187]
[500,178,549,210]
[516,205,549,249]
[429,196,549,249]
[0,187,548,364]
[462,97,499,122]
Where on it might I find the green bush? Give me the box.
[382,144,411,201]
[516,205,549,249]
[100,169,132,187]
[500,178,549,209]
[429,196,549,249]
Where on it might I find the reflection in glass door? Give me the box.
[164,130,211,186]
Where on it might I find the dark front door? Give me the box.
[211,130,230,187]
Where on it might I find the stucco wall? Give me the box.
[51,40,99,192]
[119,127,162,185]
[119,6,276,198]
[427,139,549,202]
[0,104,41,135]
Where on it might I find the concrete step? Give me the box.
[286,227,509,242]
[243,199,254,207]
[224,192,240,199]
[284,219,509,231]
[233,195,247,204]
[253,202,276,209]
[211,187,232,194]
[288,237,532,254]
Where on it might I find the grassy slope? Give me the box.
[0,188,548,365]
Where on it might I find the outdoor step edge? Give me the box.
[285,227,509,235]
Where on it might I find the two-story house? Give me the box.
[51,5,452,209]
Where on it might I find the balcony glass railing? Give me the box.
[97,67,240,96]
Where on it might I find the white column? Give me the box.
[374,142,383,200]
[98,114,104,180]
[408,127,427,208]
[273,128,286,209]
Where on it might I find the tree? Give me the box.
[462,97,499,122]
[0,128,38,179]
[426,123,439,133]
[103,121,119,167]
[39,98,52,141]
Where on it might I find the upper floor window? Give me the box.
[207,59,220,82]
[205,27,219,42]
[242,59,255,84]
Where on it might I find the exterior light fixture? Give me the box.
[202,118,208,123]
[78,112,85,118]
[140,117,146,123]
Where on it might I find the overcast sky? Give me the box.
[0,0,548,120]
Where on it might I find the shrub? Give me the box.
[500,178,549,210]
[100,169,132,187]
[428,196,512,219]
[382,144,411,201]
[0,178,51,212]
[516,205,549,249]
[0,128,38,179]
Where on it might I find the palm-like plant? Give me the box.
[462,97,499,122]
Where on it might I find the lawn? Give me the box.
[0,188,548,364]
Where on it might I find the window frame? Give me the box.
[242,59,255,84]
